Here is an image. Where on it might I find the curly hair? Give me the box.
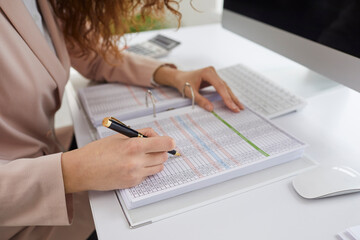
[50,0,181,61]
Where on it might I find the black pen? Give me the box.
[102,117,181,156]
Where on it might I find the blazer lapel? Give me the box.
[0,0,69,100]
[37,0,70,73]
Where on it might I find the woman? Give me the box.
[0,0,243,239]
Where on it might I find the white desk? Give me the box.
[67,23,360,240]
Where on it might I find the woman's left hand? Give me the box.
[153,65,244,112]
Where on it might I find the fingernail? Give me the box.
[205,104,213,111]
[231,102,237,109]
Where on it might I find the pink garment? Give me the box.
[0,0,163,239]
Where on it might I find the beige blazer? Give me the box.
[0,0,162,239]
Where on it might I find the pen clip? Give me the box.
[109,117,130,128]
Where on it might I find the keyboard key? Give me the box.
[218,64,306,118]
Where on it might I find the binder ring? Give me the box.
[182,82,195,109]
[145,90,157,117]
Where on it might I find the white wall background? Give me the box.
[177,0,223,26]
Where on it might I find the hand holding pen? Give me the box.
[103,117,181,156]
[61,118,178,193]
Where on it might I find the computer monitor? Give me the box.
[222,0,360,92]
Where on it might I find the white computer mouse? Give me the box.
[292,165,360,199]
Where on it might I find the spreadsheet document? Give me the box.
[97,101,306,209]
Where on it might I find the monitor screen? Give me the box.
[222,0,360,92]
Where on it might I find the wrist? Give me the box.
[153,64,178,87]
[61,150,85,194]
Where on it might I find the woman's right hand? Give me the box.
[61,128,176,193]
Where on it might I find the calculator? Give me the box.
[126,34,180,58]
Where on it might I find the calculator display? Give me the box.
[149,35,180,50]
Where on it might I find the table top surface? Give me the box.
[67,23,360,240]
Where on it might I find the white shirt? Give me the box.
[22,0,56,54]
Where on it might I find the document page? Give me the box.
[97,101,306,209]
[79,83,217,127]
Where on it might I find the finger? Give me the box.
[182,80,214,111]
[137,127,160,137]
[143,152,168,167]
[225,83,244,111]
[136,136,176,154]
[143,164,165,177]
[201,68,240,112]
[106,132,128,140]
[194,91,214,112]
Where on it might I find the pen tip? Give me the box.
[175,152,181,156]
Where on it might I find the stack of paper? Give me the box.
[97,101,306,209]
[338,225,360,240]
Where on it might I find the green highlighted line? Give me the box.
[211,111,269,157]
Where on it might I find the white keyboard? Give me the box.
[218,64,306,119]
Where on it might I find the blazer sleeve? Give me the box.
[68,44,164,87]
[0,153,73,226]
